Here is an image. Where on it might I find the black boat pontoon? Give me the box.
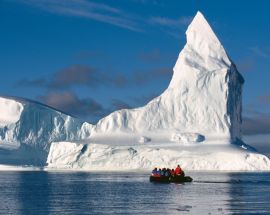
[149,175,193,183]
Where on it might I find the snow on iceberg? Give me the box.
[170,133,205,144]
[0,96,92,165]
[1,11,270,171]
[46,11,270,171]
[92,11,244,144]
[0,97,23,127]
[138,136,151,143]
[46,142,270,171]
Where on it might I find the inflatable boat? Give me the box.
[149,175,193,183]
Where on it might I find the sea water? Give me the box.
[0,171,269,214]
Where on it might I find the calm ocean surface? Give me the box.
[0,171,269,214]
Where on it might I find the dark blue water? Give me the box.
[0,171,269,214]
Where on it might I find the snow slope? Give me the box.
[0,96,92,165]
[92,11,244,144]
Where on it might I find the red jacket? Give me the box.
[175,167,182,175]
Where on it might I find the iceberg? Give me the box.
[1,11,270,171]
[0,96,92,165]
[46,12,270,171]
[92,11,244,144]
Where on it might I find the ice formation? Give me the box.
[1,11,270,171]
[92,11,244,144]
[45,11,269,171]
[0,96,92,165]
[47,142,270,171]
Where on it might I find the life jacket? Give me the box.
[175,167,182,175]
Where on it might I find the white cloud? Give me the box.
[15,0,191,35]
[249,46,270,59]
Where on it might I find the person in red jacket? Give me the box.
[175,165,183,175]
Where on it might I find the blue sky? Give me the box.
[1,0,270,147]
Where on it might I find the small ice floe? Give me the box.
[170,132,205,144]
[138,136,151,143]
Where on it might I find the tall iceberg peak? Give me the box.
[93,11,244,143]
[169,11,231,88]
[186,11,222,51]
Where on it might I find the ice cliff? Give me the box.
[92,12,244,143]
[0,96,92,165]
[47,143,270,171]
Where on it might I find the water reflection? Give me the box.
[0,172,20,214]
[228,172,270,214]
[165,172,232,214]
[0,172,269,214]
[18,172,50,215]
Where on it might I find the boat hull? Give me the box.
[149,175,193,183]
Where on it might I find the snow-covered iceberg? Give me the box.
[91,12,243,145]
[0,96,92,165]
[45,11,270,171]
[1,11,270,171]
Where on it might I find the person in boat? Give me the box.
[161,168,166,176]
[152,168,158,176]
[165,168,171,177]
[160,168,164,176]
[170,169,175,176]
[157,168,161,176]
[175,165,185,176]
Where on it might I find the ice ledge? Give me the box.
[46,142,270,171]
